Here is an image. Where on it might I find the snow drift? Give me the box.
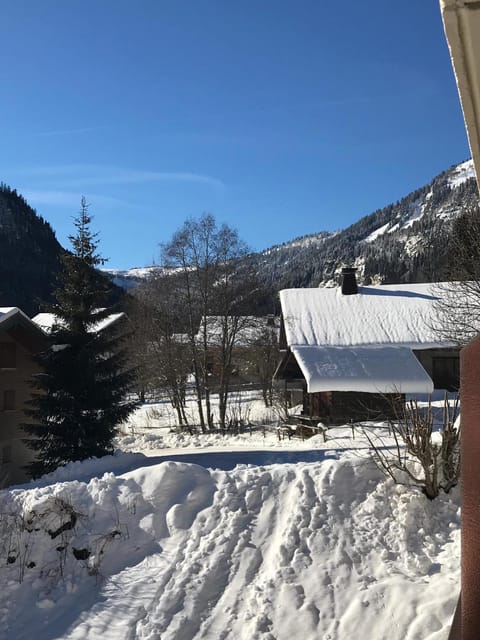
[0,452,459,640]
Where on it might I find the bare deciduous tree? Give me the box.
[162,214,259,431]
[127,277,192,428]
[433,202,480,345]
[244,318,279,407]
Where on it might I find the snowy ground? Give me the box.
[1,392,459,639]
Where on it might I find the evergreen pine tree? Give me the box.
[23,198,137,477]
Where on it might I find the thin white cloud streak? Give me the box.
[33,126,109,137]
[12,164,226,191]
[21,189,131,209]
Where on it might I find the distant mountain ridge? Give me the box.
[105,159,479,295]
[0,160,476,316]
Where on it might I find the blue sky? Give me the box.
[0,0,471,269]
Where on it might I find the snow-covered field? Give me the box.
[1,392,459,640]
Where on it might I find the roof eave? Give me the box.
[441,0,480,188]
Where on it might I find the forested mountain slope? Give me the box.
[0,185,63,315]
[253,159,479,291]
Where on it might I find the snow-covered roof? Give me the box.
[0,307,47,339]
[31,313,59,333]
[32,311,125,334]
[280,283,449,349]
[292,345,434,394]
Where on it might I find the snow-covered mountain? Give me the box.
[106,159,479,297]
[103,266,169,289]
[254,159,478,291]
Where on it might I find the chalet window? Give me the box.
[432,357,460,391]
[3,390,15,411]
[0,342,17,369]
[0,343,16,368]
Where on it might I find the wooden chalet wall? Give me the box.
[304,390,404,425]
[413,348,460,391]
[0,324,45,485]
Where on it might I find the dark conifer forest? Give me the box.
[0,184,63,315]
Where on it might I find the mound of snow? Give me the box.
[0,451,459,640]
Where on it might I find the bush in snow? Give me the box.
[224,394,252,433]
[0,491,128,584]
[271,388,293,424]
[365,394,460,499]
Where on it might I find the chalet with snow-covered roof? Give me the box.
[0,307,48,485]
[275,268,459,423]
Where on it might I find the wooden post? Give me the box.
[449,336,480,639]
[449,597,461,640]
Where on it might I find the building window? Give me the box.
[3,390,15,411]
[0,343,16,368]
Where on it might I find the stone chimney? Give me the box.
[341,267,358,295]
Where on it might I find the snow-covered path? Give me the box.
[125,461,458,640]
[3,450,458,640]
